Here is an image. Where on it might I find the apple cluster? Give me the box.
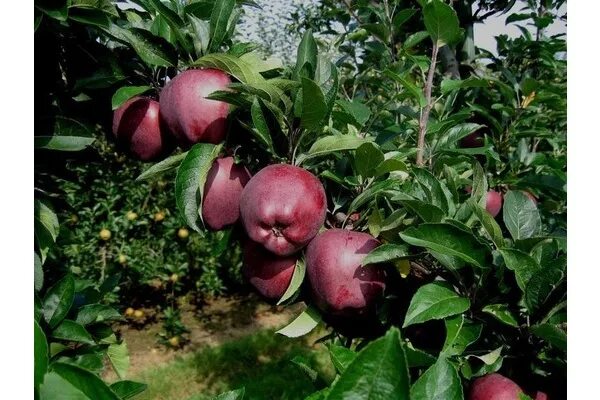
[112,68,231,161]
[112,68,389,327]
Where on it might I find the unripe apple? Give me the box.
[306,229,386,318]
[125,307,134,317]
[133,309,144,319]
[126,211,138,221]
[112,97,172,161]
[240,164,327,256]
[159,69,231,147]
[154,211,165,222]
[177,227,189,240]
[202,157,251,230]
[168,336,180,347]
[486,190,503,217]
[241,240,296,300]
[99,228,111,241]
[469,373,524,400]
[118,254,127,265]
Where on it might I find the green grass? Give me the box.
[135,330,334,400]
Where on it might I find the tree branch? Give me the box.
[416,42,439,166]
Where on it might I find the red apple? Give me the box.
[460,131,485,148]
[240,164,327,256]
[469,373,524,400]
[112,96,172,161]
[202,157,251,230]
[535,392,548,400]
[242,240,296,300]
[486,190,503,217]
[159,69,231,147]
[306,229,386,318]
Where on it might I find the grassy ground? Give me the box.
[134,329,334,400]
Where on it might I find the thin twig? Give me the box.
[416,42,439,166]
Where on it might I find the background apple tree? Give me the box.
[34,0,566,399]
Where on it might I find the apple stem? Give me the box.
[416,41,439,166]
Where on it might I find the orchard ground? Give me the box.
[105,294,333,399]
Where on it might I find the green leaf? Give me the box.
[384,70,426,107]
[441,77,488,94]
[35,116,95,152]
[147,0,193,53]
[39,371,88,399]
[111,86,152,110]
[469,200,505,248]
[362,244,411,266]
[76,304,122,325]
[525,263,565,313]
[355,142,384,178]
[209,0,235,51]
[498,248,541,292]
[530,324,566,351]
[34,199,59,263]
[315,56,339,112]
[189,14,211,56]
[362,23,389,41]
[405,344,436,368]
[106,25,177,67]
[297,135,371,164]
[69,7,111,28]
[294,29,317,79]
[412,168,449,214]
[374,158,408,177]
[423,0,462,46]
[434,123,485,151]
[107,342,130,379]
[403,283,470,327]
[470,161,488,208]
[194,53,262,83]
[395,197,445,223]
[348,180,398,214]
[151,14,174,44]
[136,152,187,181]
[327,328,410,400]
[403,31,429,49]
[368,207,383,238]
[410,357,463,400]
[336,99,371,127]
[110,381,148,399]
[400,223,489,268]
[45,362,121,399]
[250,97,275,152]
[461,347,504,379]
[482,304,519,327]
[503,191,542,240]
[277,259,306,305]
[240,52,283,73]
[35,252,44,291]
[42,274,75,328]
[34,320,48,391]
[442,315,482,356]
[328,345,356,374]
[300,78,328,131]
[392,8,417,32]
[36,0,69,21]
[212,388,245,400]
[175,143,223,232]
[276,306,321,338]
[52,320,95,344]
